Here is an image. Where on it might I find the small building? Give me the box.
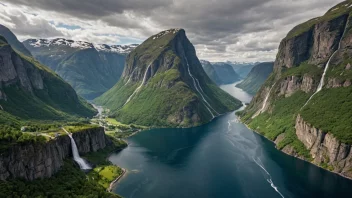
[21,126,27,132]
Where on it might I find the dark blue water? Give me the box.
[109,82,352,198]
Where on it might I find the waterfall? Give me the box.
[252,83,276,118]
[302,21,348,109]
[123,63,152,106]
[63,128,92,170]
[184,55,218,118]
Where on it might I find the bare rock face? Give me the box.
[279,75,315,97]
[0,45,44,95]
[295,115,352,178]
[0,127,109,181]
[326,78,351,88]
[309,15,348,65]
[274,31,313,72]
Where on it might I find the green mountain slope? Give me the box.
[239,0,352,178]
[0,25,32,56]
[0,28,96,122]
[96,29,242,127]
[236,62,274,95]
[23,39,137,99]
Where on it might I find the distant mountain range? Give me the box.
[0,26,96,123]
[23,38,138,99]
[226,61,257,78]
[236,62,274,95]
[201,60,241,85]
[95,29,242,127]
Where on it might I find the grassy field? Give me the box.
[88,165,124,189]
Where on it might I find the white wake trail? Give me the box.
[252,157,284,198]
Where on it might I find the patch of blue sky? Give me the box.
[50,21,82,30]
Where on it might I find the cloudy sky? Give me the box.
[0,0,342,62]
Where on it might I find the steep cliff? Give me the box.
[0,127,109,181]
[295,115,352,178]
[96,29,242,127]
[240,0,352,177]
[0,26,96,120]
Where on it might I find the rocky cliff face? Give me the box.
[0,45,43,95]
[0,127,109,181]
[295,115,352,178]
[278,75,315,97]
[241,1,352,179]
[0,27,96,120]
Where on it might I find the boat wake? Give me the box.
[252,157,284,198]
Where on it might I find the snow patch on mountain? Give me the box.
[152,28,181,40]
[95,44,139,54]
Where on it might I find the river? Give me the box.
[109,82,352,198]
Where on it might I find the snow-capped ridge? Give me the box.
[26,38,138,54]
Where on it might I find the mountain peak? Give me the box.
[95,28,241,127]
[152,28,183,40]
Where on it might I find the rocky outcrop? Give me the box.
[0,127,109,181]
[326,78,351,88]
[278,75,315,97]
[295,115,352,178]
[0,45,44,94]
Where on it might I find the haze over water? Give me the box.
[109,81,352,198]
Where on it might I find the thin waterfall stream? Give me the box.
[302,20,348,109]
[252,83,276,118]
[63,128,92,170]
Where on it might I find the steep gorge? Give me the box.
[240,1,352,178]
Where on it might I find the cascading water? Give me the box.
[252,83,276,118]
[124,67,138,86]
[302,21,348,109]
[184,55,218,118]
[123,63,152,106]
[63,128,92,170]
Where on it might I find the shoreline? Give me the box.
[108,167,126,192]
[240,118,352,181]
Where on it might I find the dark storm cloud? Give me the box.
[2,0,170,18]
[2,0,343,61]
